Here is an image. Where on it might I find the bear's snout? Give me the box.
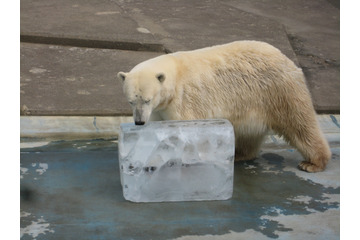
[135,121,145,125]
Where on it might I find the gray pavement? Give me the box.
[20,43,161,116]
[20,0,340,115]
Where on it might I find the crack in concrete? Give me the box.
[93,116,100,132]
[286,33,340,69]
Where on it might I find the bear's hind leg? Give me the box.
[234,123,268,161]
[296,131,331,172]
[274,115,331,172]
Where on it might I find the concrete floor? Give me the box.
[20,115,340,240]
[20,0,339,116]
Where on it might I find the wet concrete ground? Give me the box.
[20,130,340,239]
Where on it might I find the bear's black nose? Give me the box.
[135,121,145,125]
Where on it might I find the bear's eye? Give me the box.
[129,101,135,105]
[144,100,151,104]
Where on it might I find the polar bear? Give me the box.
[117,41,331,172]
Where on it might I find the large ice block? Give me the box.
[118,119,235,202]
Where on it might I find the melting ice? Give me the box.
[118,119,235,202]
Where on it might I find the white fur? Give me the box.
[118,41,331,172]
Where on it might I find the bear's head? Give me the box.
[117,56,177,125]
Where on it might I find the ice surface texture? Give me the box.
[118,119,235,202]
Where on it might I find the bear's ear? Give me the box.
[117,72,127,81]
[156,73,165,83]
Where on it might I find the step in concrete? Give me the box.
[20,115,340,145]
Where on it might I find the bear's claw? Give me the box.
[298,161,325,173]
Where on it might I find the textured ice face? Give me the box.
[119,119,235,202]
